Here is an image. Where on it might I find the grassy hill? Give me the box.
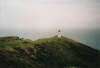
[0,36,99,68]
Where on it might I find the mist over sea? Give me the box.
[0,28,99,50]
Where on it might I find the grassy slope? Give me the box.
[0,36,99,68]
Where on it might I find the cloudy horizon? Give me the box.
[0,0,100,50]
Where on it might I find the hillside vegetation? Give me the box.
[0,36,99,68]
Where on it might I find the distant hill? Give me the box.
[0,36,99,68]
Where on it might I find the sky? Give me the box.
[0,0,100,50]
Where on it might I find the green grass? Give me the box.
[0,36,99,68]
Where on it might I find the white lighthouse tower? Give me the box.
[57,29,62,38]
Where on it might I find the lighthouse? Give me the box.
[57,29,62,38]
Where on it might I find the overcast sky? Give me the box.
[0,0,100,30]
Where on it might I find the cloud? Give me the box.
[0,0,100,30]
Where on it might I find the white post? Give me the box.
[57,29,62,38]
